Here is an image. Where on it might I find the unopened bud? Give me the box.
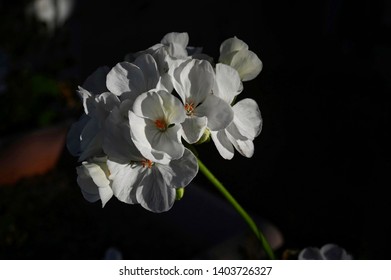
[196,128,210,145]
[175,188,185,200]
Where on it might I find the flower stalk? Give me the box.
[197,157,275,260]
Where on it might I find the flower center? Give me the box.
[154,119,167,131]
[185,102,195,116]
[141,159,153,168]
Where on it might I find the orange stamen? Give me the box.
[185,102,195,115]
[141,159,153,168]
[154,119,167,130]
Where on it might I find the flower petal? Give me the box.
[129,111,171,164]
[180,116,207,144]
[133,53,159,91]
[226,122,255,158]
[196,94,234,131]
[94,92,120,122]
[144,122,184,160]
[133,91,165,121]
[107,160,142,204]
[82,66,110,94]
[79,118,103,161]
[136,168,176,213]
[77,157,113,207]
[161,32,189,49]
[156,148,198,188]
[66,114,90,157]
[103,107,143,163]
[172,59,215,105]
[213,63,242,104]
[232,98,262,139]
[219,36,249,59]
[211,130,234,160]
[159,90,186,124]
[106,62,145,96]
[230,49,263,81]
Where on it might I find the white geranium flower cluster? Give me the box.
[67,32,263,213]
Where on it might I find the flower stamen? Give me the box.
[185,102,195,116]
[141,159,153,168]
[154,119,167,131]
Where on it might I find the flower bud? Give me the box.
[175,188,185,200]
[195,128,211,145]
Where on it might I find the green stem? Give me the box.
[197,157,276,260]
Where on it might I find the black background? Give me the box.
[1,0,391,259]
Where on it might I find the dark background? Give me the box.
[1,0,390,259]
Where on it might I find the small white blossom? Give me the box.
[129,90,186,163]
[171,59,234,144]
[211,63,262,159]
[219,36,263,81]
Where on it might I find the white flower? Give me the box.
[103,109,198,213]
[219,36,263,81]
[298,243,353,260]
[171,59,234,144]
[212,99,262,159]
[129,90,186,163]
[211,63,262,159]
[76,156,113,207]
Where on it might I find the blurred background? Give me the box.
[1,0,390,259]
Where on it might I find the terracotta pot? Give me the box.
[0,122,69,186]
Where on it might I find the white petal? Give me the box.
[211,130,234,160]
[79,118,103,161]
[66,114,90,157]
[133,53,159,91]
[77,86,94,115]
[76,165,100,202]
[77,158,113,207]
[161,32,189,49]
[156,148,198,188]
[230,49,263,81]
[94,92,120,122]
[172,59,215,105]
[103,108,143,163]
[129,111,171,164]
[196,94,234,131]
[219,36,249,58]
[132,90,185,124]
[82,66,110,94]
[159,90,186,124]
[226,123,255,158]
[106,62,145,96]
[180,116,207,144]
[232,98,262,139]
[133,91,165,121]
[213,63,242,104]
[166,43,188,58]
[107,160,142,205]
[136,168,176,213]
[144,122,184,160]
